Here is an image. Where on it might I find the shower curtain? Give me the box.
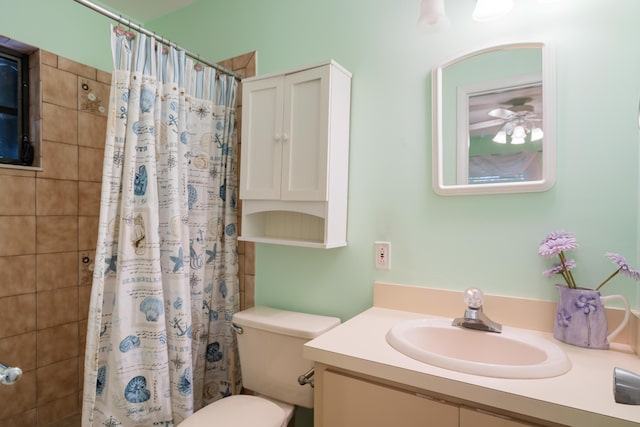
[82,26,240,426]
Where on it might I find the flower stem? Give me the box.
[595,268,620,291]
[560,270,571,287]
[559,252,577,288]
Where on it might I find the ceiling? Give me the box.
[97,0,198,23]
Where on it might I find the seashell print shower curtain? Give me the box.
[82,26,241,426]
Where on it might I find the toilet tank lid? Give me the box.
[232,306,341,339]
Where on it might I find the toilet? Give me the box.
[180,306,340,427]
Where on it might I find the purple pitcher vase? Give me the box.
[554,285,630,349]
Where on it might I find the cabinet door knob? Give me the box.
[282,133,289,142]
[274,134,282,142]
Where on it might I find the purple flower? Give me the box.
[539,230,578,288]
[605,253,640,280]
[540,231,640,291]
[538,230,578,257]
[543,259,576,277]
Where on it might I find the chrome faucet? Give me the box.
[0,362,22,385]
[452,288,502,333]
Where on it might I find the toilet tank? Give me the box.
[232,306,340,408]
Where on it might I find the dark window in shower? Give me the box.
[0,45,32,166]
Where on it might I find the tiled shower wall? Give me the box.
[0,47,256,427]
[220,52,257,311]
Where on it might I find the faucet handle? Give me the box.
[463,288,484,309]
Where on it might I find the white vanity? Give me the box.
[304,283,640,426]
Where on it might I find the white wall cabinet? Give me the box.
[239,60,351,248]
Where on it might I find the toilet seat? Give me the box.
[179,395,287,427]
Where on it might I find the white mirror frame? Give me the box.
[432,41,556,196]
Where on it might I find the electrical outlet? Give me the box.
[375,241,391,270]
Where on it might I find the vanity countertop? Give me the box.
[304,306,640,426]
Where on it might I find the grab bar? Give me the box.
[298,368,314,388]
[0,363,22,385]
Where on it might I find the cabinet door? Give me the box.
[240,76,284,200]
[460,407,538,427]
[321,371,458,427]
[281,66,330,201]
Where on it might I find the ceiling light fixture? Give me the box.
[419,0,554,31]
[512,125,526,139]
[493,130,507,144]
[531,127,544,142]
[417,0,450,31]
[472,0,515,22]
[492,121,544,145]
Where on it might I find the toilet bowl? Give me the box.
[179,395,294,427]
[179,306,340,427]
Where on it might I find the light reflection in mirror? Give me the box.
[432,42,556,195]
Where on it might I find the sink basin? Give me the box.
[386,318,571,379]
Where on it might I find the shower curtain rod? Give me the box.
[73,0,242,81]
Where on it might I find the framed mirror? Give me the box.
[432,42,556,195]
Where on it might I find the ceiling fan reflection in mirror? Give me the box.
[488,97,543,144]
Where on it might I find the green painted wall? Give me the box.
[3,0,639,322]
[150,0,640,319]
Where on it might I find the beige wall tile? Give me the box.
[58,57,96,80]
[78,285,91,320]
[78,111,107,149]
[78,79,109,118]
[0,176,35,215]
[0,216,36,256]
[37,323,79,367]
[236,105,243,137]
[36,179,78,216]
[41,65,77,110]
[37,288,78,330]
[244,275,255,309]
[40,50,57,67]
[3,408,36,427]
[78,181,101,216]
[1,44,115,427]
[36,392,79,427]
[78,321,87,361]
[238,253,245,292]
[78,147,104,182]
[0,167,35,177]
[37,358,78,404]
[78,216,99,251]
[0,370,36,418]
[79,251,94,287]
[97,69,111,84]
[0,255,36,297]
[231,52,256,71]
[0,294,36,338]
[0,332,36,372]
[42,103,78,145]
[36,216,78,254]
[245,241,255,275]
[37,252,78,292]
[37,141,78,181]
